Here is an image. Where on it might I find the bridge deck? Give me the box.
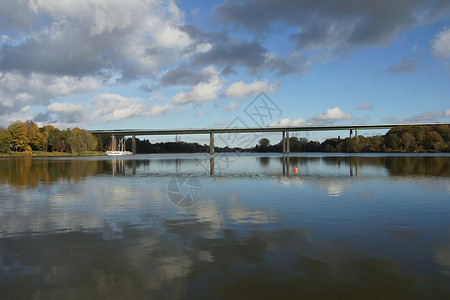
[89,123,448,136]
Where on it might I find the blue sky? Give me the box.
[0,0,449,146]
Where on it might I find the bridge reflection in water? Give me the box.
[105,154,447,178]
[1,154,447,189]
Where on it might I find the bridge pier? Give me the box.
[282,131,290,154]
[355,128,359,139]
[210,133,215,154]
[350,129,353,138]
[132,135,136,154]
[286,131,290,153]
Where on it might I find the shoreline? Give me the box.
[0,151,105,158]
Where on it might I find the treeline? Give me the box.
[0,120,99,154]
[125,139,244,153]
[1,121,448,155]
[255,125,450,153]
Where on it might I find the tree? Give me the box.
[0,127,10,153]
[45,125,61,151]
[68,128,97,152]
[424,131,443,151]
[401,132,416,152]
[25,120,43,151]
[258,138,270,148]
[54,141,66,152]
[385,133,400,151]
[8,121,31,152]
[40,125,50,151]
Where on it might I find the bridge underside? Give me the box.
[92,123,448,154]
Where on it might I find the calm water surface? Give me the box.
[0,153,449,299]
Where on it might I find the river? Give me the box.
[0,153,449,299]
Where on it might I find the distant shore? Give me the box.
[0,151,105,158]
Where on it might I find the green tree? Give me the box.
[385,133,400,151]
[68,128,97,152]
[424,131,443,151]
[258,138,270,148]
[8,121,31,152]
[401,132,416,152]
[47,126,62,151]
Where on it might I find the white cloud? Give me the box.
[432,27,450,58]
[172,66,223,104]
[2,0,191,79]
[47,102,87,124]
[309,107,353,124]
[0,0,194,124]
[270,107,353,127]
[0,71,102,124]
[270,118,305,127]
[91,93,172,122]
[223,80,278,99]
[356,103,373,110]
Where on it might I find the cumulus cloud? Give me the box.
[431,27,450,59]
[47,102,88,124]
[223,80,278,99]
[215,0,450,54]
[270,107,353,126]
[356,103,373,110]
[0,71,102,118]
[0,0,191,124]
[91,93,172,122]
[0,0,190,79]
[172,66,223,104]
[270,118,305,127]
[159,64,216,87]
[309,107,353,124]
[182,26,312,76]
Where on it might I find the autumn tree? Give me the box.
[25,120,43,151]
[0,127,9,153]
[424,131,443,151]
[8,121,31,152]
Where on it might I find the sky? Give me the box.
[1,0,450,146]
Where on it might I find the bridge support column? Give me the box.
[350,129,353,138]
[355,128,359,139]
[112,135,115,151]
[210,157,214,176]
[132,135,136,154]
[210,133,215,154]
[282,131,286,153]
[286,131,290,153]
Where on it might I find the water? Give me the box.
[0,153,449,299]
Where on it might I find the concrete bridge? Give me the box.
[89,122,449,154]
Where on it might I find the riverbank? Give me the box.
[0,151,105,157]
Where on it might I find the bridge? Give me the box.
[89,122,449,154]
